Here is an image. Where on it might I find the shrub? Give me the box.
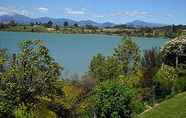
[92,79,142,118]
[154,64,177,100]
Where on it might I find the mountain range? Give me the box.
[0,13,165,28]
[126,20,165,28]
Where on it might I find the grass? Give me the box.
[138,92,186,118]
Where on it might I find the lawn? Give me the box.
[138,92,186,118]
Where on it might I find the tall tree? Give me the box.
[113,37,141,75]
[0,40,64,116]
[47,20,53,28]
[9,20,17,26]
[64,21,69,27]
[140,47,162,103]
[73,23,79,27]
[89,54,122,82]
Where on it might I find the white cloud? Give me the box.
[0,5,34,16]
[111,11,153,17]
[0,6,18,15]
[37,7,48,12]
[65,8,85,15]
[166,14,174,18]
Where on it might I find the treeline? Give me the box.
[1,20,186,38]
[0,36,186,118]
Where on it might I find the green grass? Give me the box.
[138,92,186,118]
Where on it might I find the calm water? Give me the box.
[0,31,169,75]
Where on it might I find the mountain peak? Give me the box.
[126,20,165,28]
[0,14,115,27]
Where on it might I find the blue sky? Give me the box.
[0,0,186,24]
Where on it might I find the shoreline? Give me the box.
[0,30,168,38]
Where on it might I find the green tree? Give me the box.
[73,23,79,27]
[113,37,141,75]
[64,22,69,27]
[0,49,8,73]
[89,54,122,82]
[9,20,17,26]
[55,25,60,31]
[161,35,186,67]
[154,64,177,100]
[47,20,53,28]
[92,80,138,118]
[30,22,35,26]
[0,40,64,116]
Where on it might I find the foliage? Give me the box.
[9,20,17,26]
[64,22,69,27]
[0,91,14,118]
[113,37,141,75]
[0,40,64,117]
[154,64,178,100]
[140,47,162,103]
[0,49,7,65]
[92,79,139,118]
[46,21,53,28]
[118,70,143,90]
[14,105,33,118]
[14,104,57,118]
[89,54,122,82]
[161,35,186,66]
[0,49,8,73]
[1,35,186,118]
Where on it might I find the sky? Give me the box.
[0,0,186,24]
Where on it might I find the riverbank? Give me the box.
[0,24,183,38]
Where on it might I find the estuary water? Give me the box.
[0,31,169,75]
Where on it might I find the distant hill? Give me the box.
[34,17,77,26]
[138,92,186,118]
[78,20,100,27]
[126,20,165,28]
[0,14,115,27]
[0,13,32,24]
[0,14,166,28]
[101,22,115,27]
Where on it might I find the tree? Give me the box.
[55,25,60,31]
[89,53,106,81]
[47,20,53,28]
[140,47,162,103]
[64,22,69,27]
[0,23,6,29]
[161,35,186,67]
[89,54,122,82]
[92,80,139,118]
[0,40,64,116]
[30,22,35,26]
[0,49,8,73]
[113,37,141,75]
[73,23,79,27]
[9,20,17,26]
[85,25,97,30]
[154,64,177,100]
[35,22,39,25]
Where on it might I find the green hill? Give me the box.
[138,92,186,118]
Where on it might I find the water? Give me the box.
[0,31,169,75]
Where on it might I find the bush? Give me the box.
[92,79,142,118]
[161,36,186,66]
[154,65,177,100]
